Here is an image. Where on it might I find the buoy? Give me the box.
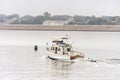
[34,45,38,51]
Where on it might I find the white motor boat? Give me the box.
[46,35,84,60]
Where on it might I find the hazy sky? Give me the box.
[0,0,120,16]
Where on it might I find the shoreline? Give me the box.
[0,24,120,31]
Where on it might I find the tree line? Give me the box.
[0,12,120,25]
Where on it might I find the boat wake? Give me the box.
[88,58,120,65]
[104,58,120,64]
[44,54,120,65]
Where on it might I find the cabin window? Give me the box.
[65,44,69,47]
[67,48,71,52]
[53,47,54,50]
[51,47,54,50]
[58,48,61,51]
[65,44,67,47]
[55,47,57,53]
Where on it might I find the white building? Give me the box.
[43,20,68,26]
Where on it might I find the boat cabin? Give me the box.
[46,36,85,60]
[47,37,72,55]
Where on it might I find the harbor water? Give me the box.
[0,30,120,80]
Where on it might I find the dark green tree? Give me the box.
[43,12,51,20]
[32,15,45,24]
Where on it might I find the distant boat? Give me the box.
[87,57,97,62]
[89,59,97,62]
[46,35,84,60]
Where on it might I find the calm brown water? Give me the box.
[0,30,120,80]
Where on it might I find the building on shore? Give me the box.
[43,20,68,26]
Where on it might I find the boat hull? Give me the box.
[47,51,84,60]
[47,51,70,60]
